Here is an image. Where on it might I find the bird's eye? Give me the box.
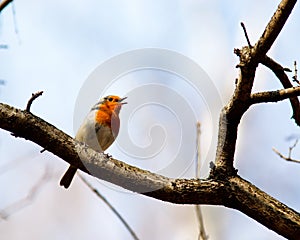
[108,97,113,102]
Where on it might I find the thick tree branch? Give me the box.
[1,102,300,239]
[228,177,300,239]
[0,102,224,202]
[253,0,297,59]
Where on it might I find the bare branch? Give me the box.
[293,61,299,84]
[253,0,297,59]
[78,174,140,240]
[195,206,208,240]
[228,176,300,239]
[0,102,225,203]
[261,55,300,125]
[214,0,297,195]
[273,139,300,164]
[195,122,209,240]
[240,22,252,47]
[251,86,300,104]
[1,102,300,238]
[273,148,300,163]
[0,0,12,13]
[26,91,43,112]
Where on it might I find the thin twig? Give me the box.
[195,122,209,240]
[0,165,51,220]
[78,174,140,240]
[26,91,43,112]
[240,22,252,47]
[293,61,299,84]
[11,91,44,137]
[273,139,300,163]
[0,0,12,13]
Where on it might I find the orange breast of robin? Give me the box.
[95,104,120,137]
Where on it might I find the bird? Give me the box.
[60,95,127,188]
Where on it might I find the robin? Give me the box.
[60,95,127,188]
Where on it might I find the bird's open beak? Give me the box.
[119,97,127,104]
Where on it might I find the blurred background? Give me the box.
[1,0,300,239]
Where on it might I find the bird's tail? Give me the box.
[60,166,77,188]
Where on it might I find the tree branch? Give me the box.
[228,176,300,239]
[240,22,252,47]
[1,102,300,238]
[78,174,140,240]
[26,91,43,112]
[251,86,300,104]
[253,0,297,59]
[195,122,209,240]
[273,139,300,163]
[273,147,300,163]
[0,102,224,203]
[0,0,12,13]
[214,0,297,176]
[261,55,300,125]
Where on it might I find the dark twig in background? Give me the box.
[78,174,140,240]
[195,122,209,240]
[1,91,300,238]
